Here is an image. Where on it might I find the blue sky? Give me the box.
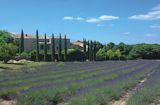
[0,0,160,44]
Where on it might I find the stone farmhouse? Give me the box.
[12,34,70,52]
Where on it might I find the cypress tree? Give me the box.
[93,41,96,61]
[83,38,86,60]
[20,29,24,53]
[51,34,55,62]
[44,34,47,61]
[87,40,90,61]
[58,33,62,61]
[64,35,67,61]
[90,40,93,61]
[36,29,39,62]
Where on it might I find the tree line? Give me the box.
[0,29,160,63]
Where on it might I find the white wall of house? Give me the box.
[17,37,70,52]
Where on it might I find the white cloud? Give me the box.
[123,32,131,35]
[150,25,160,29]
[63,16,74,20]
[63,15,119,23]
[99,15,119,21]
[129,4,160,20]
[145,33,157,37]
[86,18,100,23]
[75,17,84,21]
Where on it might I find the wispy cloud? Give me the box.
[150,25,160,29]
[86,18,100,23]
[123,32,131,35]
[145,33,157,37]
[63,16,74,20]
[99,15,119,21]
[75,17,84,21]
[129,4,160,20]
[63,15,119,23]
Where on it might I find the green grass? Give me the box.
[0,61,53,71]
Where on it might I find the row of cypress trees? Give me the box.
[19,29,68,62]
[83,39,97,61]
[19,29,98,62]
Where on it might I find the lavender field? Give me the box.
[0,60,160,105]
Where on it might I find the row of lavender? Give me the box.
[20,61,159,104]
[127,61,160,105]
[0,60,159,105]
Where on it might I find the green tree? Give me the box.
[129,44,160,59]
[0,43,17,63]
[19,29,24,53]
[96,48,106,61]
[83,38,87,60]
[51,34,55,62]
[58,33,62,61]
[87,40,90,60]
[36,30,39,62]
[64,35,67,61]
[114,49,122,60]
[106,42,115,50]
[93,41,97,61]
[0,30,14,43]
[44,34,47,61]
[107,49,114,60]
[67,49,85,61]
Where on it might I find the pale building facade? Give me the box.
[13,34,70,52]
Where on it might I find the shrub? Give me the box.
[67,49,86,61]
[20,52,31,60]
[0,43,17,63]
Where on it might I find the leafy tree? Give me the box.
[106,49,114,60]
[96,48,106,61]
[0,30,14,43]
[129,44,160,59]
[105,42,115,50]
[51,34,55,61]
[0,43,17,63]
[19,29,24,53]
[114,49,122,60]
[113,42,132,56]
[44,34,47,61]
[95,41,103,53]
[36,30,39,62]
